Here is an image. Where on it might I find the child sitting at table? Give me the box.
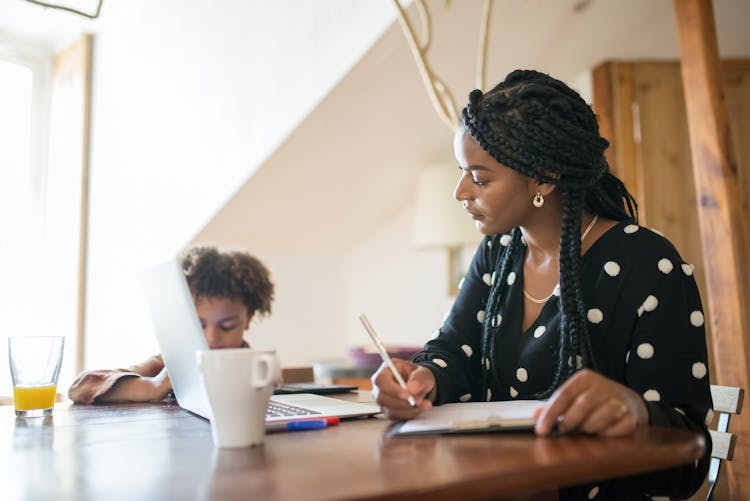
[68,245,274,404]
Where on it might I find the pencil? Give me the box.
[359,314,416,407]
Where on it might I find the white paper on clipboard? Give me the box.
[389,399,545,437]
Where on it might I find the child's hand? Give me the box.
[147,368,173,401]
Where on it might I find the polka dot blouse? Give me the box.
[412,221,712,500]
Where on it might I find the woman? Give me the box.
[372,70,711,499]
[68,245,274,404]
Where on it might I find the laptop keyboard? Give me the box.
[266,401,322,419]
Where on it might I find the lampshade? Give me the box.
[412,165,481,249]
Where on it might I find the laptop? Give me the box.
[139,257,381,423]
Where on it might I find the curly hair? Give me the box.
[180,246,274,318]
[461,69,638,399]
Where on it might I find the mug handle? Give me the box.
[252,353,278,389]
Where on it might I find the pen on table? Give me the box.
[358,313,417,407]
[266,416,340,433]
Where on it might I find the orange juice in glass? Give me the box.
[8,336,64,418]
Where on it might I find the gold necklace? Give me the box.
[523,215,599,304]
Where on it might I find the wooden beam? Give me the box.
[592,62,646,223]
[52,34,93,374]
[673,0,750,498]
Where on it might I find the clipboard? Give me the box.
[387,399,545,438]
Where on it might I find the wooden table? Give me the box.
[0,399,705,500]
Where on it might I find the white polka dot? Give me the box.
[604,261,620,277]
[692,362,707,379]
[485,357,490,370]
[533,325,546,338]
[486,388,492,401]
[458,277,465,290]
[625,350,630,364]
[690,311,705,327]
[657,258,673,274]
[637,305,644,317]
[500,234,511,246]
[507,272,516,285]
[588,486,600,499]
[510,386,518,398]
[459,393,472,402]
[642,295,659,312]
[637,343,654,359]
[461,344,473,358]
[569,355,583,369]
[643,389,661,402]
[674,407,686,416]
[477,310,485,324]
[432,358,447,368]
[682,263,695,276]
[552,284,561,296]
[482,273,492,286]
[491,314,502,327]
[705,409,715,425]
[624,224,639,234]
[587,308,604,324]
[486,239,492,248]
[516,368,528,382]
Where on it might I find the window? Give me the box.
[0,58,43,397]
[0,36,90,399]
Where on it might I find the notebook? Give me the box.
[387,400,544,437]
[139,257,381,423]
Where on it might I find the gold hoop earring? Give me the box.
[533,192,544,208]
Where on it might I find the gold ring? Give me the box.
[611,400,628,419]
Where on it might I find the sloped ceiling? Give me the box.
[194,0,750,256]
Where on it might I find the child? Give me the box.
[68,246,274,404]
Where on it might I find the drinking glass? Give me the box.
[8,336,65,418]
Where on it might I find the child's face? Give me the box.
[194,296,252,349]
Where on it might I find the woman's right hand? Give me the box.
[371,359,436,420]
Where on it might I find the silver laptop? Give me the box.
[139,257,381,423]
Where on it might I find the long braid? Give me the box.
[461,69,637,397]
[481,230,523,394]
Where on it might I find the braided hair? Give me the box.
[461,69,638,398]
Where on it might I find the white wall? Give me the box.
[83,0,396,369]
[247,254,348,365]
[244,198,459,369]
[342,201,455,351]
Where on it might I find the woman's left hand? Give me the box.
[534,369,649,437]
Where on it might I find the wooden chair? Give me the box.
[707,385,744,501]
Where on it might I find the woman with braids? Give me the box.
[372,69,711,499]
[68,245,274,404]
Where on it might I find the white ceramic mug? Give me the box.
[197,349,280,448]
